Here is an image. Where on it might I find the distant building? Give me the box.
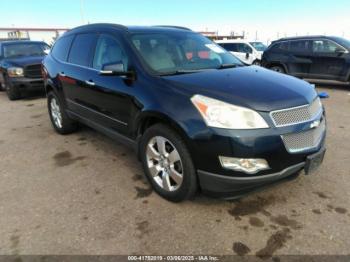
[199,31,245,41]
[0,27,69,44]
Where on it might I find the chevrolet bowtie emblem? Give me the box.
[310,120,321,129]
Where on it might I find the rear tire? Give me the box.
[270,65,285,74]
[47,91,78,135]
[140,124,197,202]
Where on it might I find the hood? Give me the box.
[162,66,317,112]
[3,55,45,67]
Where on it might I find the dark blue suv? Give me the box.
[262,36,350,83]
[42,24,326,202]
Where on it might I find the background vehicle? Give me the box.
[0,40,50,100]
[216,40,266,65]
[43,24,326,202]
[262,36,350,83]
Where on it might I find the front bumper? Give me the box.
[198,162,304,199]
[9,77,44,91]
[189,112,326,198]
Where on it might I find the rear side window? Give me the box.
[51,35,74,61]
[68,34,97,67]
[289,40,310,52]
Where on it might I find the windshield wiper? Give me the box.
[217,64,240,70]
[158,69,205,76]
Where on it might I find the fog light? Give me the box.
[219,157,270,174]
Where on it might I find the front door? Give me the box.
[309,39,347,80]
[80,33,135,136]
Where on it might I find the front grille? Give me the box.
[24,64,42,78]
[270,98,323,127]
[281,120,326,153]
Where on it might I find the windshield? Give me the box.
[3,43,49,58]
[249,42,267,52]
[131,32,243,75]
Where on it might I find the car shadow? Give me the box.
[21,90,46,100]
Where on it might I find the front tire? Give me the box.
[252,60,261,66]
[5,78,21,100]
[270,65,285,74]
[47,91,78,134]
[140,124,197,202]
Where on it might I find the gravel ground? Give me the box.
[0,85,349,258]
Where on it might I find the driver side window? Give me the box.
[239,44,253,54]
[312,40,345,53]
[93,34,128,71]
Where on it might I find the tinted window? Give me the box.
[270,42,289,52]
[68,34,97,67]
[219,43,239,52]
[93,34,128,71]
[237,43,253,54]
[52,35,74,61]
[312,40,345,53]
[249,42,267,51]
[289,40,309,52]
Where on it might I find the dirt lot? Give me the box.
[0,86,349,257]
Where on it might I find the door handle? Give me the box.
[59,72,66,77]
[85,80,95,86]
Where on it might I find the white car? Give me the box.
[216,40,267,65]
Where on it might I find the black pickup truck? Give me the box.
[0,40,50,100]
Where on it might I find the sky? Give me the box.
[1,0,350,42]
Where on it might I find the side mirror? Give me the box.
[99,62,135,79]
[102,62,125,72]
[335,48,346,55]
[246,52,250,59]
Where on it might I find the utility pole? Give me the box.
[80,0,86,24]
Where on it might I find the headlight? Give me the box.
[191,94,269,129]
[8,67,24,77]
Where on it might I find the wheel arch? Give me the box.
[135,111,192,160]
[268,62,288,73]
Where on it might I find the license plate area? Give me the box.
[305,148,326,175]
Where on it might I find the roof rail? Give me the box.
[68,23,128,33]
[153,25,192,31]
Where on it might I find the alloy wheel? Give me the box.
[271,66,283,73]
[50,97,63,129]
[146,136,184,192]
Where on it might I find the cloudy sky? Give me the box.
[1,0,350,42]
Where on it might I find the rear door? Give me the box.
[287,40,312,78]
[62,33,98,119]
[309,39,347,80]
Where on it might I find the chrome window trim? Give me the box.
[269,98,323,127]
[66,98,128,126]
